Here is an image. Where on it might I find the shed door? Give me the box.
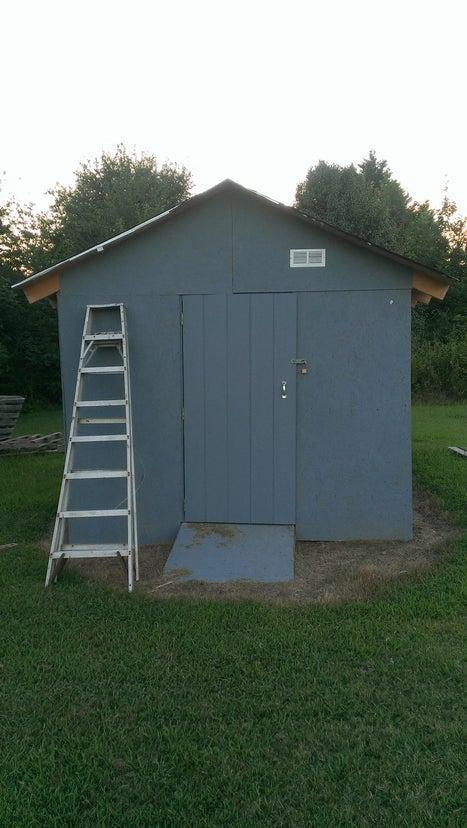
[182,293,297,524]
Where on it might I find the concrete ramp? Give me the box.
[164,523,295,583]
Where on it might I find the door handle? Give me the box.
[281,380,287,399]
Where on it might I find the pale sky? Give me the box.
[2,0,466,215]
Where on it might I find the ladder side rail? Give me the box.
[47,306,92,585]
[120,305,134,591]
[122,305,139,580]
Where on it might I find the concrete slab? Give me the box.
[164,523,295,583]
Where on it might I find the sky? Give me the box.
[2,0,466,215]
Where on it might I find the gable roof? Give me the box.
[13,178,453,303]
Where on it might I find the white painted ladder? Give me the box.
[45,304,139,592]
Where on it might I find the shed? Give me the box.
[15,179,451,557]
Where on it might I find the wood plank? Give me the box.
[250,293,274,522]
[183,295,206,520]
[412,271,449,300]
[204,295,228,520]
[24,271,60,303]
[227,294,251,522]
[448,446,467,458]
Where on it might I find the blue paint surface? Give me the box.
[183,294,297,524]
[57,186,413,544]
[164,523,295,582]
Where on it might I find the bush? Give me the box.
[412,334,467,400]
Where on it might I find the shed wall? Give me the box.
[57,190,413,542]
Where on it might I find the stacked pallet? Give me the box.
[0,431,64,455]
[0,396,25,441]
[0,396,64,455]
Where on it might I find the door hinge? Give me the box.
[181,408,185,420]
[180,311,184,326]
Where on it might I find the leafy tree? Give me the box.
[32,145,193,271]
[296,152,466,351]
[0,193,60,403]
[0,148,193,405]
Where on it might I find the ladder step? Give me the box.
[87,303,123,309]
[84,333,123,341]
[54,545,129,559]
[60,509,129,518]
[77,417,127,425]
[76,400,126,407]
[71,434,127,443]
[81,366,124,374]
[65,470,128,479]
[61,543,129,550]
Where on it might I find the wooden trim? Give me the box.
[412,271,449,300]
[24,272,60,303]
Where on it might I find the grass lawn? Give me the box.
[13,406,63,438]
[0,404,465,826]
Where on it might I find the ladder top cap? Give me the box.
[88,303,124,309]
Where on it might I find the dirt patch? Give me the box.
[56,489,459,604]
[186,522,238,547]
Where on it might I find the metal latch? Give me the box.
[291,358,308,375]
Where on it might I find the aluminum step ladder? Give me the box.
[46,304,139,592]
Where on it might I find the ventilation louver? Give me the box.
[290,248,326,268]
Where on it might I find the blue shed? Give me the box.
[15,180,450,563]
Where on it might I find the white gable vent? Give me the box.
[290,248,326,268]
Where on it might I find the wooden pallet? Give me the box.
[0,432,64,455]
[448,446,467,458]
[0,396,25,441]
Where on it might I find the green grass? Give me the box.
[412,403,467,526]
[14,406,63,437]
[0,405,465,826]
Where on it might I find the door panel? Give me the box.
[183,293,297,524]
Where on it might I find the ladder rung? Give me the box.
[61,543,129,550]
[60,509,129,518]
[81,366,124,374]
[84,333,123,341]
[76,400,126,407]
[88,303,123,309]
[71,435,127,443]
[54,545,129,559]
[65,470,128,479]
[77,418,127,425]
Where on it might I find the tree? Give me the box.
[0,192,60,402]
[0,147,193,404]
[295,152,411,251]
[32,145,193,271]
[295,152,466,346]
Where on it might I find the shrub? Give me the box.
[412,334,467,400]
